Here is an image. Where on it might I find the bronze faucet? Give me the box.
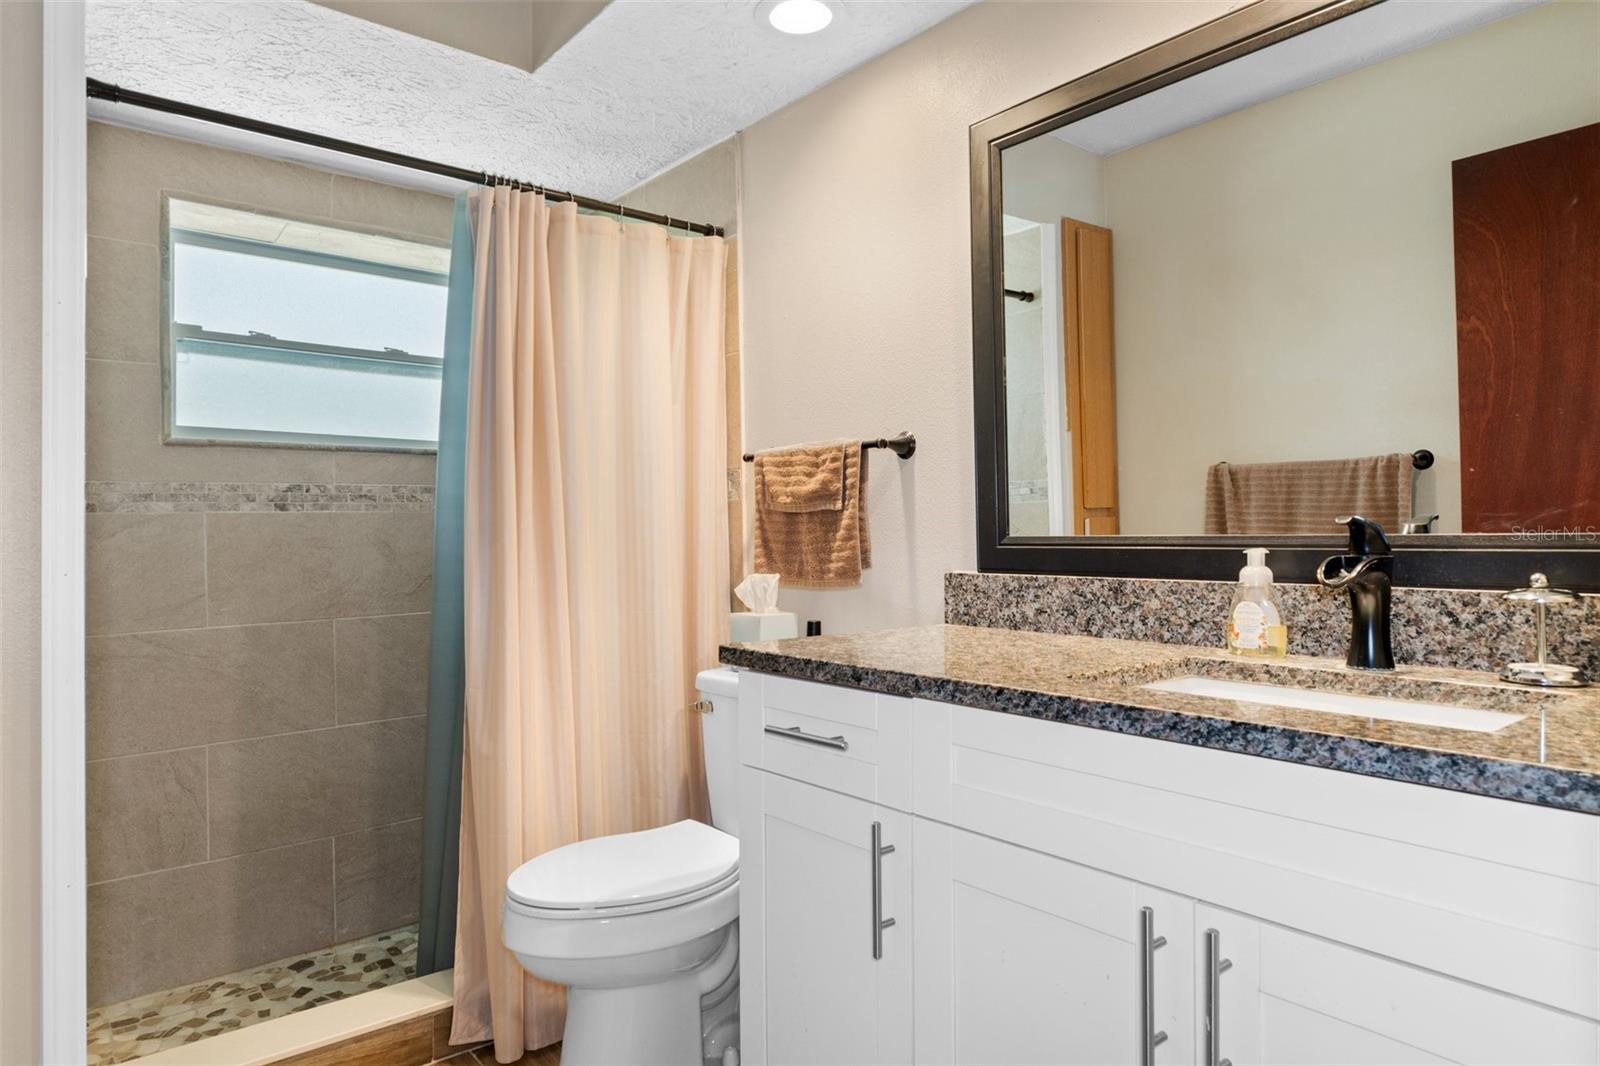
[1315,516,1396,671]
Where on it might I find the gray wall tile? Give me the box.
[328,175,454,241]
[87,360,337,484]
[333,449,438,486]
[86,749,207,883]
[86,237,158,363]
[84,124,450,1007]
[87,839,333,1007]
[205,511,432,626]
[87,621,335,759]
[334,819,422,941]
[207,718,424,857]
[88,123,332,245]
[336,614,431,723]
[86,513,207,635]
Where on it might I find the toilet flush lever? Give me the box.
[871,821,896,960]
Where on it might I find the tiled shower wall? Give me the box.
[84,124,448,1007]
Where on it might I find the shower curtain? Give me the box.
[418,193,476,978]
[449,187,728,1061]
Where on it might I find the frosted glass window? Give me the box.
[164,197,450,450]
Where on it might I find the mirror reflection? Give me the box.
[999,0,1598,539]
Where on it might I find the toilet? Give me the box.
[503,668,742,1066]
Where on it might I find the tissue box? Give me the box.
[730,611,799,642]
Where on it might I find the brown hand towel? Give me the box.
[1204,453,1413,535]
[753,440,870,588]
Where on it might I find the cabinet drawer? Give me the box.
[738,671,912,809]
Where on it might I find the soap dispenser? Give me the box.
[1227,547,1287,657]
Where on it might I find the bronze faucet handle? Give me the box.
[1334,515,1392,557]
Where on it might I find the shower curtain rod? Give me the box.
[85,78,726,238]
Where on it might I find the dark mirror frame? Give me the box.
[970,0,1599,591]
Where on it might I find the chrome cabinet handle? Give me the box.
[1204,928,1234,1066]
[1139,906,1168,1065]
[870,821,896,960]
[763,723,848,750]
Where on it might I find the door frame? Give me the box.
[40,0,87,1061]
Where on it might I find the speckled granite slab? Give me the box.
[719,625,1600,814]
[944,572,1600,679]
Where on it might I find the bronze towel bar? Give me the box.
[742,432,916,463]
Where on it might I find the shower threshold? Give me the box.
[86,925,419,1065]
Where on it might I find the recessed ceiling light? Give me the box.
[767,0,833,35]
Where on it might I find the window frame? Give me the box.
[160,193,450,453]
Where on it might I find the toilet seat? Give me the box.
[511,866,739,920]
[506,819,738,915]
[503,820,741,963]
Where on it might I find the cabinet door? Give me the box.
[1196,904,1598,1066]
[739,768,912,1066]
[913,822,1193,1065]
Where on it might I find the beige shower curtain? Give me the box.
[451,187,728,1061]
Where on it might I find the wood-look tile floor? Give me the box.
[276,1003,560,1066]
[447,1046,561,1065]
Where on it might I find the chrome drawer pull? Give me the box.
[764,723,849,750]
[1139,906,1168,1064]
[1205,928,1234,1066]
[871,820,896,960]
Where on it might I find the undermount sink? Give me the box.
[1140,673,1527,734]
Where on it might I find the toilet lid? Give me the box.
[506,819,739,912]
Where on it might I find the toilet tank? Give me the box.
[695,668,741,839]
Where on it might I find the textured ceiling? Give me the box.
[86,0,976,199]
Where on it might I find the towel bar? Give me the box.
[743,432,915,463]
[1217,448,1433,471]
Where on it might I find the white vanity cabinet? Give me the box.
[913,821,1194,1065]
[1195,903,1599,1066]
[737,671,915,1065]
[736,672,1600,1065]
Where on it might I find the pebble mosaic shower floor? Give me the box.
[85,925,419,1065]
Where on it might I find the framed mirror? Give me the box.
[970,0,1599,588]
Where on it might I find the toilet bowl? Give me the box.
[503,669,742,1066]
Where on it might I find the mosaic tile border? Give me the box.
[944,571,1600,680]
[86,926,419,1066]
[86,481,435,514]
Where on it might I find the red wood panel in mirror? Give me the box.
[1454,122,1600,534]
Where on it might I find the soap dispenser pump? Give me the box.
[1227,547,1287,657]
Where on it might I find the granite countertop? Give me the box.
[719,624,1600,814]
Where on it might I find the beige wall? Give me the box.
[620,136,738,237]
[0,2,44,1061]
[1104,1,1600,535]
[85,124,448,1006]
[737,0,1241,630]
